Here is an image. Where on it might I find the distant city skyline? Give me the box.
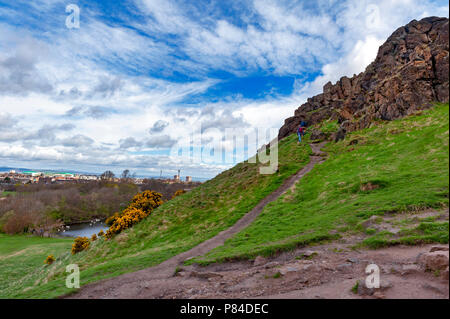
[0,166,207,182]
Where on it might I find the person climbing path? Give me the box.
[297,121,306,143]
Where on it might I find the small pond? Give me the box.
[58,221,107,238]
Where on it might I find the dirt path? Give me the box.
[69,143,327,299]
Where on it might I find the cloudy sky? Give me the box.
[0,0,448,178]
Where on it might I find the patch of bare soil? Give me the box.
[155,243,449,299]
[70,242,448,299]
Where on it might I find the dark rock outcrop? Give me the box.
[278,17,449,141]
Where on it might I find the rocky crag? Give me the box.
[279,16,449,141]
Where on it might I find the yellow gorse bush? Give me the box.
[71,236,90,254]
[105,212,121,226]
[44,255,55,265]
[98,229,104,237]
[128,190,164,213]
[91,233,97,241]
[105,190,163,239]
[172,189,186,199]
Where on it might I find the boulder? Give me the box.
[417,250,449,271]
[279,266,300,275]
[253,256,266,266]
[401,264,421,275]
[430,245,449,252]
[334,128,346,142]
[359,215,380,229]
[190,271,223,279]
[302,250,319,258]
[264,261,280,269]
[443,266,449,280]
[309,129,327,141]
[356,278,393,296]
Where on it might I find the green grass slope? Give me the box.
[0,235,72,296]
[193,103,449,264]
[2,134,311,298]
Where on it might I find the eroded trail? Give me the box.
[69,143,327,299]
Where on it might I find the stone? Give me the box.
[418,250,449,271]
[190,271,223,279]
[372,291,386,299]
[253,256,266,266]
[359,215,379,229]
[346,258,359,264]
[177,271,188,277]
[401,264,420,275]
[336,263,352,271]
[334,128,346,142]
[422,284,444,294]
[442,266,449,280]
[430,245,449,252]
[301,264,317,271]
[264,261,280,269]
[279,266,299,275]
[356,278,393,296]
[302,250,319,258]
[309,129,328,141]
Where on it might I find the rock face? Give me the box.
[278,17,449,141]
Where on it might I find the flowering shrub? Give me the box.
[71,236,90,255]
[172,189,186,199]
[98,229,104,237]
[128,190,163,214]
[44,255,55,265]
[91,233,97,241]
[105,191,163,239]
[105,212,121,226]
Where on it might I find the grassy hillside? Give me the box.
[4,103,448,298]
[0,235,72,296]
[193,103,449,264]
[2,134,311,298]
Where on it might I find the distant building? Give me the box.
[186,176,192,182]
[174,174,180,181]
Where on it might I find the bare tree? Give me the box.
[121,169,130,181]
[100,170,115,181]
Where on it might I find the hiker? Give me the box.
[297,125,306,143]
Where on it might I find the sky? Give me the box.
[0,0,448,178]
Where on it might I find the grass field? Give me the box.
[1,133,311,298]
[0,234,72,298]
[192,103,449,264]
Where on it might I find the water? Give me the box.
[58,221,107,238]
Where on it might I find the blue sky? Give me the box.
[0,0,448,178]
